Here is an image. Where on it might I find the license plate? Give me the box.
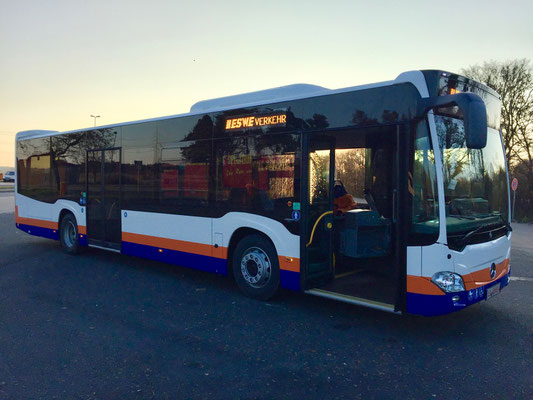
[486,284,500,300]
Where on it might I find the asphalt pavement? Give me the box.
[0,191,14,214]
[0,191,532,399]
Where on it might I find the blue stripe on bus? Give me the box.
[280,269,300,291]
[122,240,300,291]
[16,223,299,292]
[406,273,511,316]
[16,223,88,246]
[16,223,58,240]
[78,235,87,246]
[121,241,228,275]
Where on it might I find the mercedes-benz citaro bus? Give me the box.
[15,70,512,316]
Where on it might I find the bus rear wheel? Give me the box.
[232,234,280,300]
[60,213,80,254]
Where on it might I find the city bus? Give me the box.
[14,70,512,316]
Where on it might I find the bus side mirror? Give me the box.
[417,92,487,149]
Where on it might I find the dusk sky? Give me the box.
[1,0,532,166]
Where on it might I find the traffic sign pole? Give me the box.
[512,190,516,222]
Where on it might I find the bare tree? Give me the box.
[461,59,533,168]
[462,59,533,220]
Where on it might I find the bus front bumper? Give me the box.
[406,267,511,316]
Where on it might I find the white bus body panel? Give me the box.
[15,193,86,229]
[120,210,301,289]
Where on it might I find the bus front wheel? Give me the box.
[60,213,80,255]
[232,234,280,300]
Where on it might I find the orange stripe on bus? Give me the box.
[408,258,510,294]
[122,231,218,259]
[407,275,444,296]
[14,206,299,271]
[279,256,300,272]
[15,206,86,234]
[213,244,228,260]
[463,258,509,290]
[15,211,58,230]
[122,231,300,271]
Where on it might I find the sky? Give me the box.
[1,0,532,167]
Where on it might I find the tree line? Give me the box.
[462,59,533,222]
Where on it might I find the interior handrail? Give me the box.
[306,210,333,248]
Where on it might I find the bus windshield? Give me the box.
[435,115,509,248]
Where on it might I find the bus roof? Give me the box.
[16,70,430,141]
[189,83,329,113]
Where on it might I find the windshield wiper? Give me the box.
[459,223,491,246]
[459,214,511,246]
[480,213,513,232]
[496,213,513,232]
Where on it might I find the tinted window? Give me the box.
[159,140,211,214]
[214,133,300,231]
[363,128,396,218]
[212,84,419,138]
[435,115,509,248]
[86,128,120,150]
[158,114,213,144]
[410,121,439,244]
[121,122,158,211]
[51,132,86,202]
[17,137,57,203]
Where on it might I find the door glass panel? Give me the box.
[309,150,330,205]
[306,137,334,278]
[87,149,121,245]
[87,150,104,241]
[103,149,121,243]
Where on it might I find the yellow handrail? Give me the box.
[306,210,333,247]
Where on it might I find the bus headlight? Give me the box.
[431,272,465,293]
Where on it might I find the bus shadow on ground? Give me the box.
[4,213,520,344]
[82,244,521,339]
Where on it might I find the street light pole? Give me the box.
[90,115,100,127]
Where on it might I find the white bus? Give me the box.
[15,70,511,316]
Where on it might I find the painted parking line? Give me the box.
[510,276,533,282]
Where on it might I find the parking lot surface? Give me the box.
[0,192,532,399]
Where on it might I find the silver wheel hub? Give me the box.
[240,247,272,288]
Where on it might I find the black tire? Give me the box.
[232,234,280,300]
[59,213,80,254]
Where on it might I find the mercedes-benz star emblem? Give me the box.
[490,263,496,279]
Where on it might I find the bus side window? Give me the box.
[367,148,393,218]
[215,134,299,219]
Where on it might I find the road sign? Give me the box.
[511,178,518,191]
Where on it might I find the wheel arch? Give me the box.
[227,227,277,280]
[54,200,84,229]
[58,208,75,227]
